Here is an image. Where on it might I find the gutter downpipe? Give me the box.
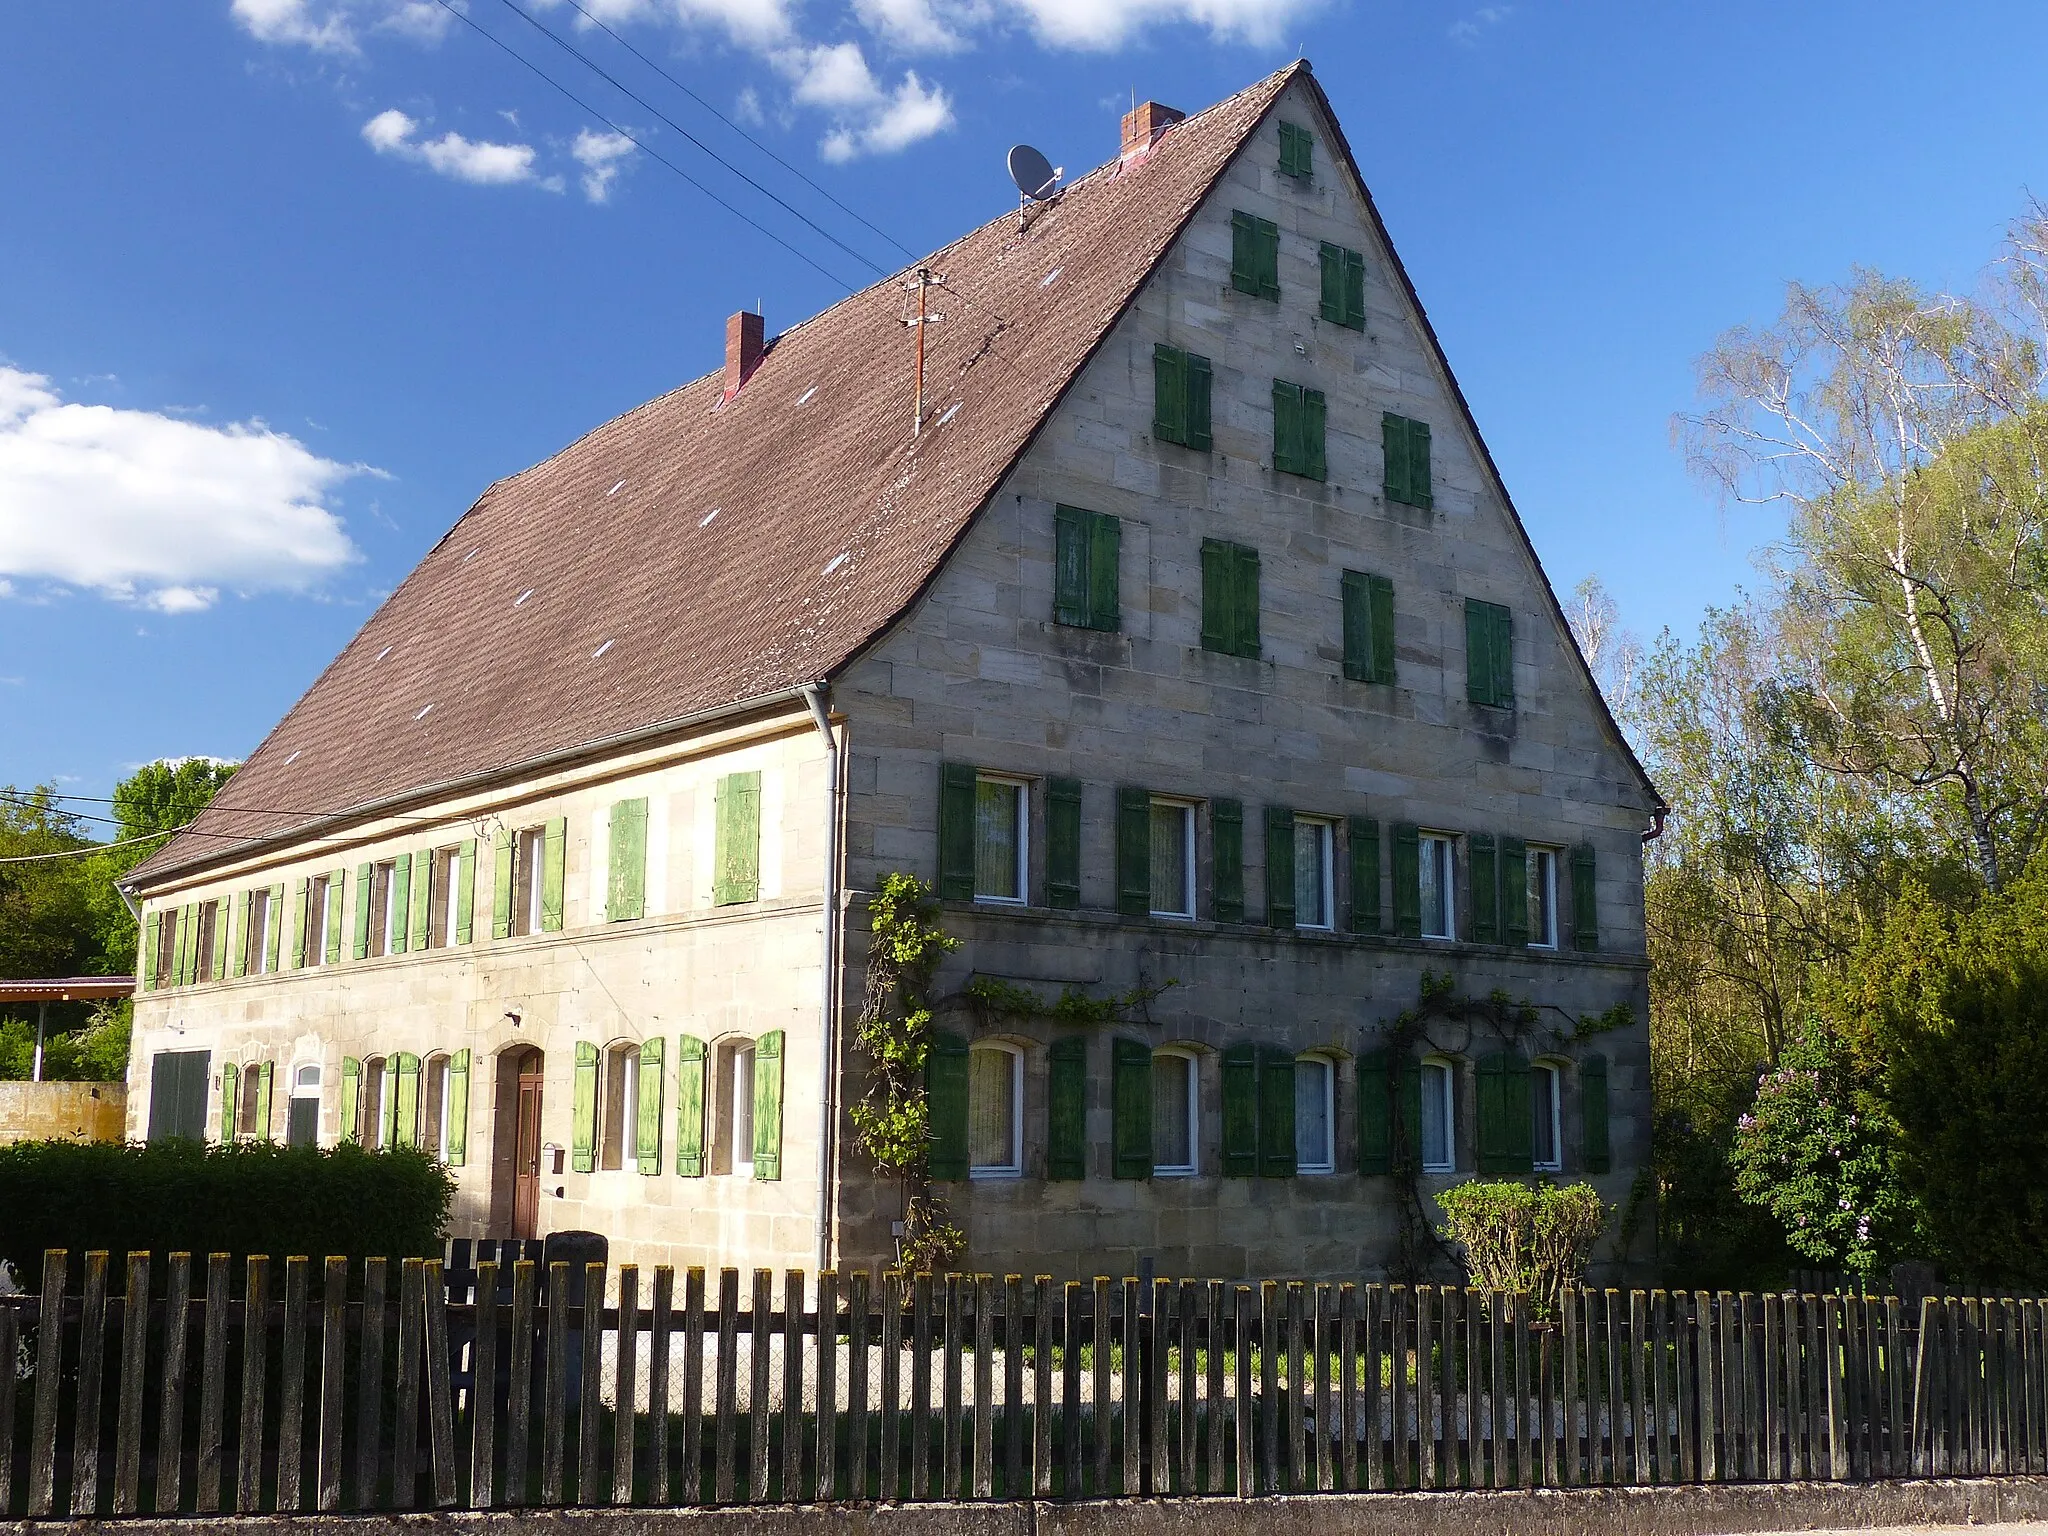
[802,683,844,1273]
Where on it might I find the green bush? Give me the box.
[1436,1178,1608,1319]
[0,1139,453,1290]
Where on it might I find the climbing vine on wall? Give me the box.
[852,873,964,1271]
[960,973,1179,1028]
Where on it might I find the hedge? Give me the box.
[0,1139,454,1290]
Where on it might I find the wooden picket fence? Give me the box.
[3,1249,2045,1518]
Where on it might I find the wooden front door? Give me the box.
[512,1050,544,1241]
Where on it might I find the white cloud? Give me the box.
[1449,4,1512,45]
[822,72,952,159]
[362,108,549,186]
[853,0,977,52]
[986,0,1321,49]
[231,0,359,51]
[572,128,637,202]
[780,44,952,160]
[783,42,882,108]
[0,366,364,612]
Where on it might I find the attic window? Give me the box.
[796,386,817,405]
[608,480,625,496]
[700,508,720,527]
[514,589,534,606]
[592,639,615,659]
[823,552,849,576]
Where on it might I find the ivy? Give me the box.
[962,974,1178,1028]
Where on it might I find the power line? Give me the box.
[426,0,862,291]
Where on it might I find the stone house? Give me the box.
[123,61,1662,1281]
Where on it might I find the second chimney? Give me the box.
[724,310,764,399]
[1120,100,1184,160]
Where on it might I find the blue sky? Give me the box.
[3,0,2046,801]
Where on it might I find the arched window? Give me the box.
[599,1041,640,1171]
[1152,1047,1199,1177]
[287,1063,321,1148]
[421,1053,451,1159]
[968,1042,1023,1177]
[1294,1054,1335,1174]
[1532,1061,1563,1172]
[714,1039,757,1176]
[1419,1057,1456,1173]
[360,1056,387,1148]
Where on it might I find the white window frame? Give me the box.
[968,1041,1025,1178]
[1149,798,1197,919]
[1152,1047,1200,1178]
[972,775,1030,905]
[1295,1053,1336,1174]
[600,1041,639,1172]
[1533,1061,1563,1172]
[1295,818,1336,931]
[1420,833,1457,941]
[514,827,545,936]
[725,1040,757,1177]
[1528,846,1559,949]
[1419,1056,1456,1173]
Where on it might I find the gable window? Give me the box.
[973,776,1028,904]
[1152,345,1213,451]
[1466,598,1515,709]
[599,1041,639,1172]
[1341,570,1396,685]
[1382,412,1433,509]
[511,828,546,935]
[1272,380,1327,480]
[968,1042,1023,1177]
[1200,538,1261,659]
[1230,210,1280,300]
[1149,800,1196,918]
[1053,505,1121,631]
[287,1064,320,1147]
[1528,846,1559,949]
[1294,818,1335,930]
[1420,832,1456,941]
[714,1038,757,1176]
[1278,120,1314,181]
[1295,1055,1335,1174]
[1532,1061,1563,1172]
[1419,1057,1456,1173]
[1152,1048,1198,1176]
[1319,242,1365,330]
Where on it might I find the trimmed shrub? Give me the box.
[0,1139,453,1289]
[1436,1178,1608,1319]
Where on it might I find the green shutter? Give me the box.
[1368,574,1395,685]
[289,880,309,969]
[455,841,476,944]
[255,1061,274,1140]
[1348,816,1380,934]
[1382,412,1409,506]
[219,1061,237,1142]
[1047,778,1082,910]
[1234,544,1261,657]
[1341,570,1373,683]
[446,1049,470,1166]
[1220,1043,1259,1177]
[1340,247,1365,328]
[353,864,373,959]
[1054,505,1090,627]
[1571,842,1598,951]
[1089,511,1120,631]
[637,1036,664,1174]
[926,1030,970,1181]
[1391,822,1421,939]
[1302,388,1327,482]
[1468,600,1514,707]
[609,798,649,922]
[1502,838,1529,948]
[1470,832,1498,944]
[1231,211,1263,297]
[1258,1045,1296,1178]
[210,903,230,983]
[1185,352,1213,451]
[752,1029,784,1180]
[1319,242,1345,325]
[1273,380,1300,475]
[1581,1055,1611,1173]
[714,775,761,906]
[492,832,514,939]
[410,850,432,950]
[1264,806,1295,929]
[1047,1036,1088,1181]
[387,853,410,954]
[1257,216,1279,298]
[230,892,250,980]
[1279,121,1313,180]
[1356,1051,1391,1175]
[1200,539,1230,654]
[936,762,977,901]
[1407,418,1433,510]
[676,1035,707,1177]
[1397,1055,1423,1169]
[1212,798,1244,923]
[340,1057,360,1143]
[1477,1052,1533,1174]
[142,912,161,991]
[572,1041,598,1173]
[172,904,190,987]
[1152,344,1185,445]
[1115,787,1151,916]
[540,818,566,931]
[325,871,346,964]
[1111,1038,1152,1179]
[393,1052,420,1149]
[266,884,284,973]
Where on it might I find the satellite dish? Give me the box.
[1007,144,1061,201]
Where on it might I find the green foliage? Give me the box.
[962,973,1177,1027]
[0,1139,453,1291]
[1653,1098,1795,1292]
[0,1002,129,1081]
[1434,1179,1608,1320]
[110,759,238,844]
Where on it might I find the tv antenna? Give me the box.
[902,267,948,436]
[1007,143,1062,228]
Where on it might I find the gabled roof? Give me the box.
[134,59,1656,889]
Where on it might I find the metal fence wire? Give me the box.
[1,1247,2042,1517]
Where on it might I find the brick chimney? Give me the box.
[1120,100,1184,160]
[724,310,764,399]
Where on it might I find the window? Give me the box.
[1272,380,1327,480]
[195,900,219,982]
[599,1041,638,1171]
[1278,120,1314,181]
[1466,598,1515,709]
[1382,412,1433,510]
[715,1039,757,1176]
[1149,800,1195,918]
[1294,818,1335,930]
[1420,1058,1455,1173]
[1230,210,1280,300]
[154,914,178,988]
[713,774,762,906]
[237,1063,265,1138]
[1420,833,1456,940]
[421,1054,450,1158]
[1200,538,1261,659]
[511,828,545,935]
[244,888,273,975]
[428,846,460,948]
[287,1064,320,1148]
[1533,1062,1563,1172]
[1152,344,1213,451]
[359,1055,387,1147]
[973,777,1027,903]
[1054,505,1121,630]
[1528,846,1559,949]
[1319,241,1365,330]
[1152,1049,1198,1176]
[304,875,332,967]
[1341,570,1395,685]
[1295,1056,1334,1174]
[367,860,400,957]
[968,1043,1023,1177]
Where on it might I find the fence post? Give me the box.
[194,1252,231,1514]
[748,1269,773,1504]
[910,1273,934,1500]
[973,1274,996,1500]
[1559,1285,1581,1487]
[848,1270,873,1501]
[275,1256,309,1514]
[877,1271,902,1501]
[27,1250,65,1518]
[359,1257,392,1510]
[393,1258,425,1509]
[69,1250,110,1517]
[421,1259,455,1509]
[1033,1276,1056,1498]
[681,1266,706,1504]
[505,1260,538,1507]
[1234,1283,1256,1497]
[233,1255,269,1514]
[1338,1283,1360,1493]
[787,1270,809,1502]
[1824,1294,1848,1480]
[472,1259,502,1510]
[0,1300,17,1518]
[818,1269,841,1502]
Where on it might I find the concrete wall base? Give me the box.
[11,1477,2048,1536]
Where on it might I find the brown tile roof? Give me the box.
[131,63,1307,888]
